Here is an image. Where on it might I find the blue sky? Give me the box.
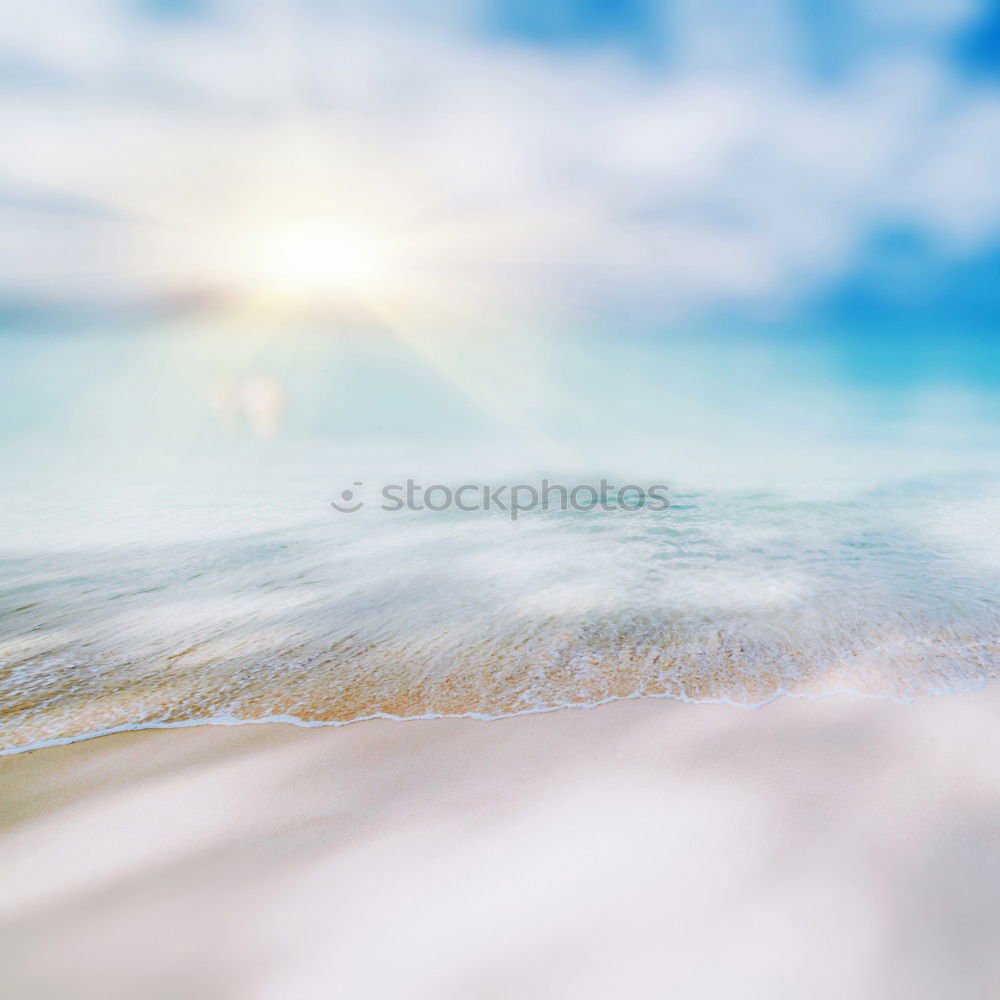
[489,0,1000,76]
[0,0,998,400]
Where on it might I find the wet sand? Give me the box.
[2,690,1000,999]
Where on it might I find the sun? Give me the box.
[236,218,393,304]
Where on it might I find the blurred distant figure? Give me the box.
[208,374,287,439]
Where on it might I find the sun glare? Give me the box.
[235,218,395,305]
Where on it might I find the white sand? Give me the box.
[2,690,1000,999]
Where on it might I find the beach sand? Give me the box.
[2,690,1000,999]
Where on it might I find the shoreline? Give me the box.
[2,678,992,758]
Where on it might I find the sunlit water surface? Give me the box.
[2,324,999,751]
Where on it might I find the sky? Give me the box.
[0,0,998,329]
[0,1,999,489]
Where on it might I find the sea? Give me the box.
[2,318,999,753]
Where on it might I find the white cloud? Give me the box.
[0,0,998,318]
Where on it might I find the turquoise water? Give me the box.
[1,322,999,751]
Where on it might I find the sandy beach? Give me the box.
[2,689,1000,999]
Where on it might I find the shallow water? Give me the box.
[3,466,1000,753]
[2,324,999,752]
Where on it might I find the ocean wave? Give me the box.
[3,482,1000,753]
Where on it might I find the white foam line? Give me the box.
[1,678,991,758]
